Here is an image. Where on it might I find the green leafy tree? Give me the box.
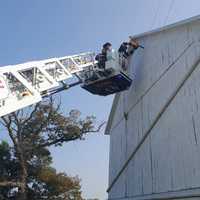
[0,141,84,200]
[0,98,104,200]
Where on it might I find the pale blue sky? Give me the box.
[0,0,200,199]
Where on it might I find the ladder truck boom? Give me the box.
[0,49,134,117]
[0,52,96,117]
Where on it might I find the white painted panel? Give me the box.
[126,137,153,196]
[109,120,126,185]
[110,94,125,132]
[108,19,200,200]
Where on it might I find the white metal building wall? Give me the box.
[107,17,200,200]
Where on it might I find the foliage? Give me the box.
[0,98,103,199]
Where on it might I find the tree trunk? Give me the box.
[17,167,28,200]
[17,150,28,200]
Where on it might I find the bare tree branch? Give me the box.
[0,181,22,187]
[38,135,79,148]
[39,122,106,148]
[1,116,18,148]
[82,122,106,134]
[22,103,40,125]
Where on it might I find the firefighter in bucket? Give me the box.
[118,37,140,71]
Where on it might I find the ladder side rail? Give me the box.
[0,52,97,117]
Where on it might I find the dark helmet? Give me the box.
[103,42,112,49]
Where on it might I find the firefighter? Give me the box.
[95,42,112,69]
[118,37,139,58]
[118,37,139,70]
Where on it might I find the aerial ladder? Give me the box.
[0,51,132,117]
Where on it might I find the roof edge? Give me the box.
[133,14,200,39]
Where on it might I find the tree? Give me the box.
[35,167,83,200]
[0,141,17,199]
[0,140,84,200]
[0,98,104,200]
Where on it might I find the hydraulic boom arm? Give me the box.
[0,52,96,117]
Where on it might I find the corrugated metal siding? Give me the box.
[108,18,200,200]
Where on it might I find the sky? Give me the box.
[0,0,200,199]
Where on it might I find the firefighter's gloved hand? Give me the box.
[132,41,139,49]
[129,37,140,49]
